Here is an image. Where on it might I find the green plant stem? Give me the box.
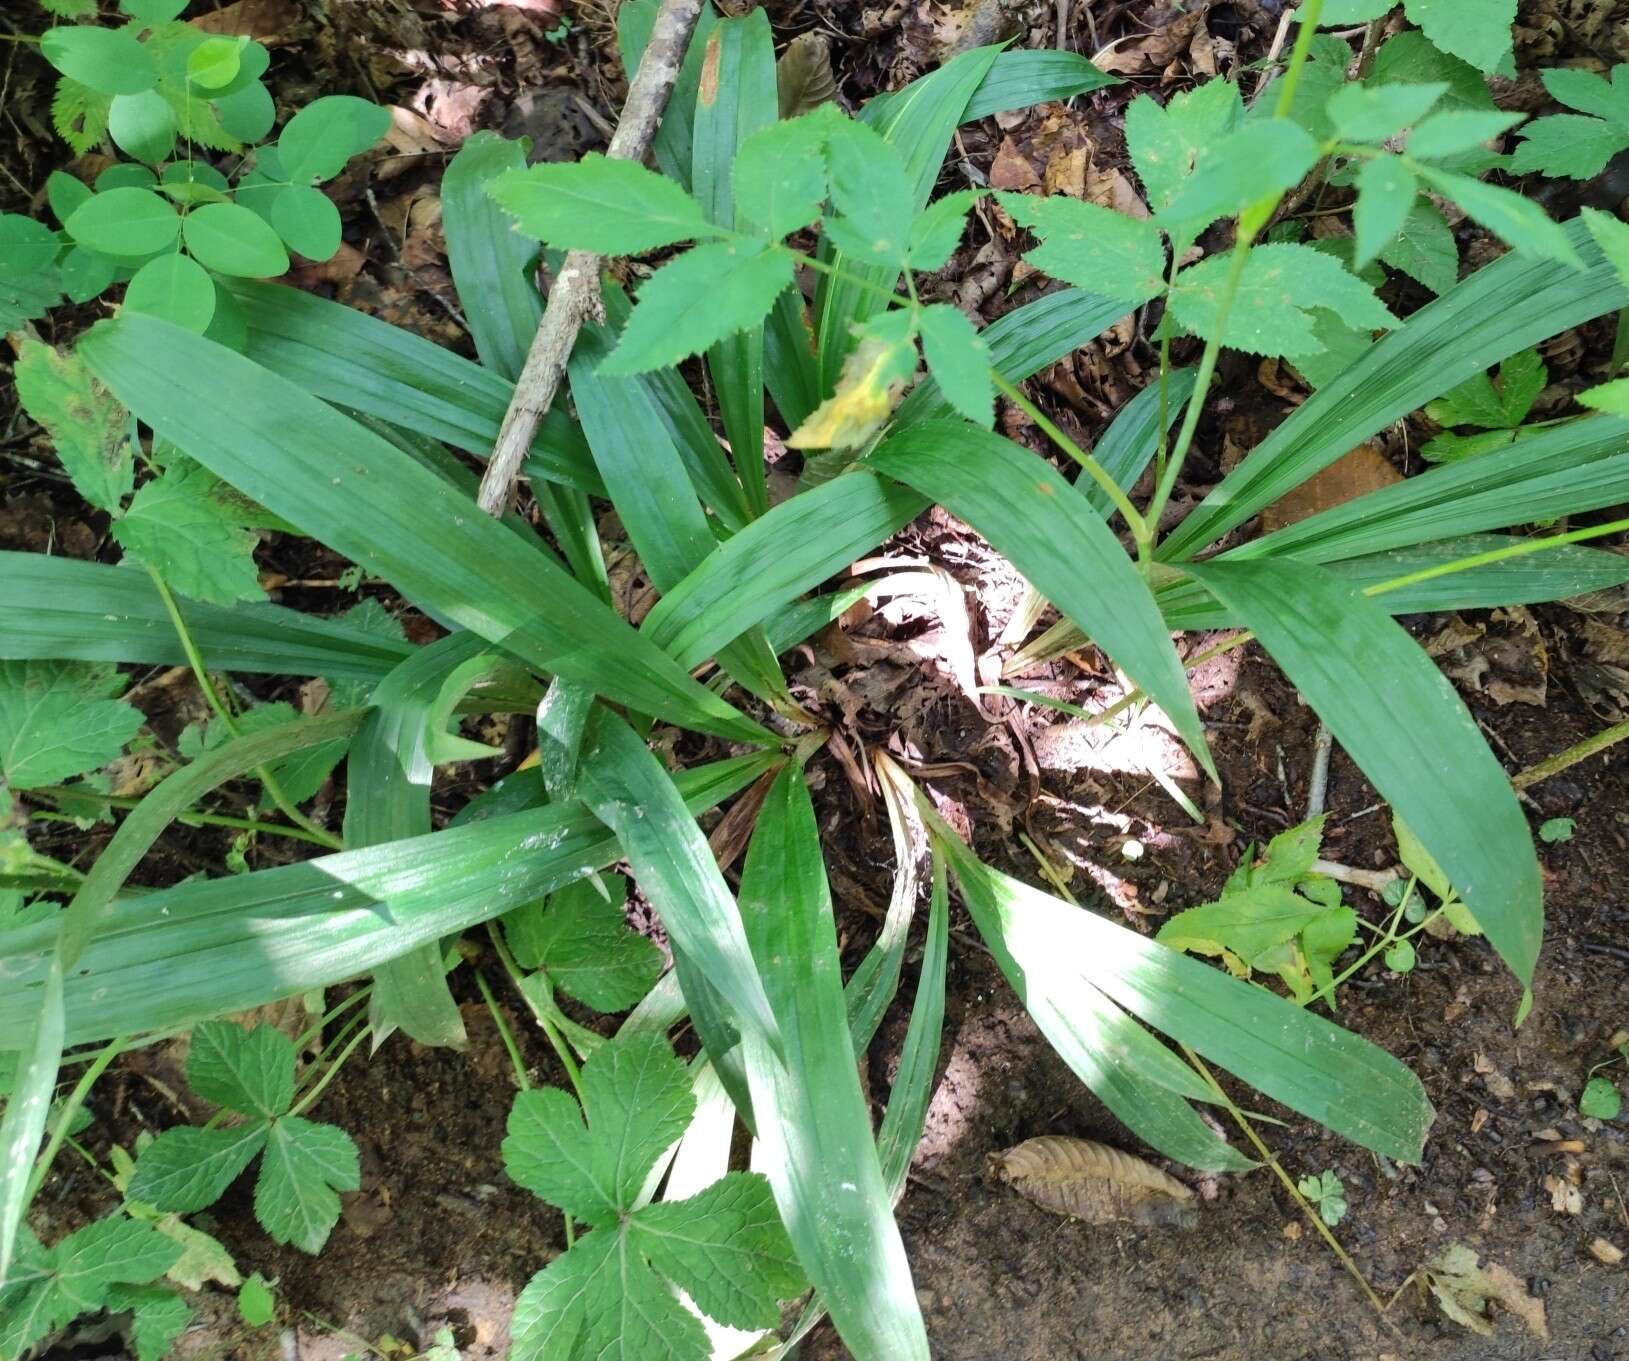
[1363,513,1629,597]
[990,372,1151,540]
[288,1018,371,1118]
[1513,715,1629,789]
[145,564,342,851]
[1181,1044,1395,1324]
[486,924,587,1099]
[292,985,373,1056]
[1142,0,1325,553]
[25,1035,125,1203]
[30,797,335,848]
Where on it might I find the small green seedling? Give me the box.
[237,1272,275,1326]
[128,1021,360,1254]
[1420,349,1547,462]
[1538,817,1576,845]
[1580,1076,1622,1120]
[1296,1169,1349,1227]
[1511,63,1629,181]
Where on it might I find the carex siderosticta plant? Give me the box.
[8,0,1629,1355]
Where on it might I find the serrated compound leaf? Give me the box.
[187,1020,295,1117]
[599,240,793,375]
[1404,0,1514,74]
[1157,883,1326,963]
[1124,81,1243,221]
[1353,155,1418,268]
[53,1219,184,1312]
[278,95,390,184]
[1509,114,1629,180]
[1542,65,1629,123]
[1584,204,1629,287]
[511,1229,707,1361]
[998,193,1166,304]
[124,253,217,333]
[1417,166,1583,267]
[1170,242,1398,359]
[733,115,829,238]
[1319,0,1393,18]
[629,1172,804,1329]
[1378,200,1458,293]
[182,203,290,278]
[106,1283,191,1361]
[53,77,112,154]
[1326,81,1447,143]
[41,26,157,96]
[1408,110,1523,160]
[490,154,720,254]
[253,1116,359,1254]
[108,89,178,164]
[14,337,133,513]
[1160,119,1319,230]
[519,877,662,1013]
[0,660,143,789]
[112,459,267,605]
[66,187,180,257]
[787,306,917,449]
[917,302,991,428]
[824,115,915,264]
[269,185,342,261]
[127,1123,271,1212]
[907,188,983,271]
[502,1032,694,1223]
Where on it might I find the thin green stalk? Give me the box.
[486,924,586,1099]
[30,798,334,848]
[1181,1044,1396,1325]
[145,565,342,851]
[25,1036,125,1203]
[1270,0,1327,120]
[288,1019,371,1118]
[1363,513,1629,598]
[292,985,373,1056]
[1513,715,1629,789]
[991,372,1151,540]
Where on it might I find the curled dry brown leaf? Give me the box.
[987,1135,1197,1229]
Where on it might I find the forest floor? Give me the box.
[4,0,1629,1358]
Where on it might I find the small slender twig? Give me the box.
[477,0,708,515]
[1305,723,1334,819]
[1513,717,1629,790]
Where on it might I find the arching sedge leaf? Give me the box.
[224,280,601,495]
[574,709,783,1055]
[930,827,1250,1171]
[640,472,927,670]
[957,49,1121,121]
[347,633,503,1049]
[78,315,771,746]
[1164,215,1629,559]
[1188,560,1541,984]
[616,0,720,190]
[936,833,1435,1164]
[867,421,1216,783]
[692,10,777,516]
[0,554,412,682]
[0,756,773,1047]
[1154,538,1629,631]
[736,765,928,1360]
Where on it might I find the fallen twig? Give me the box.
[475,0,707,516]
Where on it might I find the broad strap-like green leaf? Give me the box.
[1165,215,1628,559]
[0,756,772,1047]
[574,709,782,1052]
[441,131,541,382]
[737,765,928,1360]
[692,10,777,515]
[868,421,1216,782]
[938,832,1435,1164]
[347,633,501,1048]
[1189,559,1541,984]
[0,553,413,682]
[616,0,720,190]
[226,280,600,494]
[78,315,771,746]
[0,959,63,1288]
[640,471,926,670]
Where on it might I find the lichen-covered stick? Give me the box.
[476,0,706,516]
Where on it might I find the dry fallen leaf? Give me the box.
[191,0,302,42]
[987,1136,1197,1228]
[1589,1237,1625,1265]
[1258,442,1401,532]
[1423,1242,1549,1339]
[777,31,837,119]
